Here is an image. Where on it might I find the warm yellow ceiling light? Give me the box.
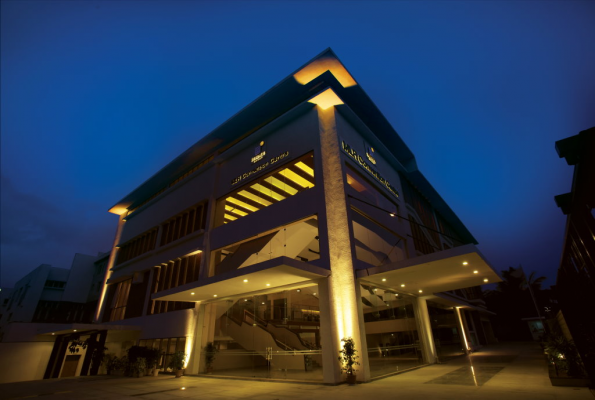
[279,169,314,188]
[227,196,259,212]
[224,214,237,221]
[293,56,357,88]
[295,161,314,177]
[251,183,286,201]
[225,205,248,216]
[238,190,272,206]
[264,176,298,195]
[308,88,344,110]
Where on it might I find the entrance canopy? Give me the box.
[153,256,330,303]
[356,244,501,296]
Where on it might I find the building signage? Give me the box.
[341,140,399,198]
[251,141,266,164]
[365,143,377,165]
[231,151,289,186]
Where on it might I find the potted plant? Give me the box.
[131,357,147,378]
[145,348,161,377]
[204,342,218,373]
[338,337,359,385]
[168,351,186,378]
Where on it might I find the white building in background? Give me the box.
[0,252,110,383]
[38,49,500,384]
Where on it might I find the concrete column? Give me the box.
[412,296,437,364]
[454,307,470,354]
[187,303,206,374]
[318,277,342,384]
[95,214,126,322]
[316,103,365,383]
[354,282,371,382]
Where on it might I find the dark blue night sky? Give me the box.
[1,1,594,288]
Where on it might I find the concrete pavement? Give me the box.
[1,342,593,400]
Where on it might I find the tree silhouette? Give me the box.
[485,265,547,340]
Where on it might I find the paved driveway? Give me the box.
[1,342,593,400]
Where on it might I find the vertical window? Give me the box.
[109,279,131,321]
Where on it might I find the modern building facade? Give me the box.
[554,127,595,385]
[85,49,500,384]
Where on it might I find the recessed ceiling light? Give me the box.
[401,284,405,287]
[395,294,398,297]
[313,293,317,295]
[266,283,270,287]
[382,278,386,282]
[191,292,195,295]
[262,302,265,305]
[297,289,301,292]
[483,278,489,282]
[74,329,77,332]
[473,270,478,274]
[418,290,423,293]
[244,299,248,302]
[213,294,218,297]
[463,262,468,265]
[51,333,55,335]
[243,279,248,283]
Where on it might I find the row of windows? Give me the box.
[45,280,66,289]
[116,229,158,266]
[127,156,213,215]
[147,252,202,315]
[116,202,207,266]
[160,203,207,246]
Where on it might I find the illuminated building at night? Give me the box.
[41,49,500,383]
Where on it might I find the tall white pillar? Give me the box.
[316,101,365,383]
[412,296,437,364]
[454,307,470,354]
[187,303,207,374]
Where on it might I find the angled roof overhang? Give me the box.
[153,256,330,303]
[107,49,477,244]
[356,244,501,296]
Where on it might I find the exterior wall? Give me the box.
[62,253,97,303]
[0,342,54,383]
